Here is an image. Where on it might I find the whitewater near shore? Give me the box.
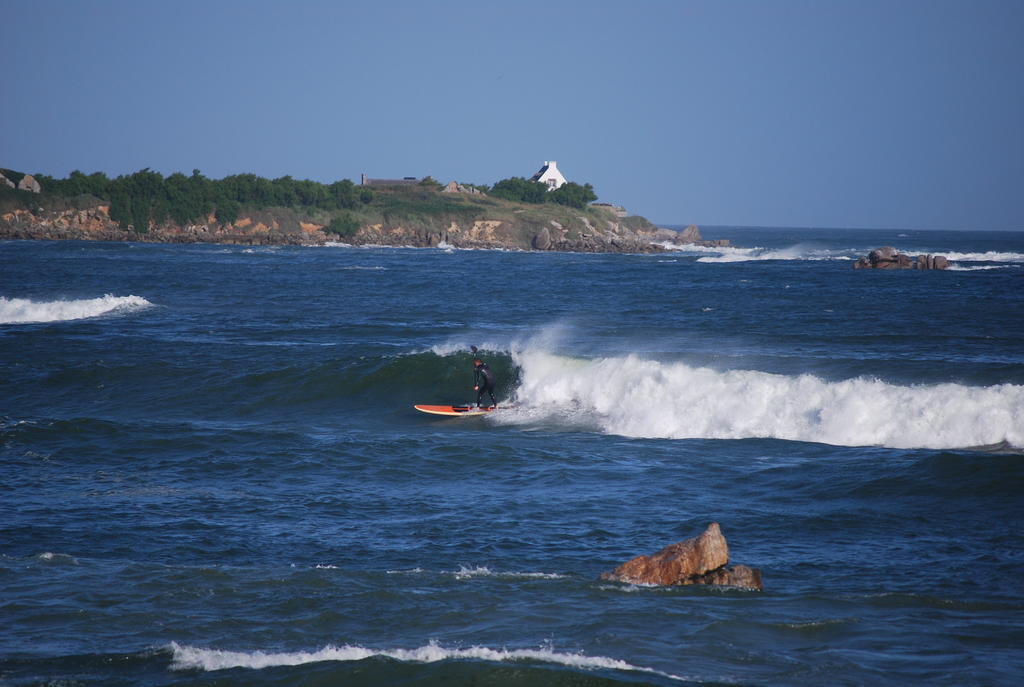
[2,227,1023,686]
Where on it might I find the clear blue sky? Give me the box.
[4,0,1022,230]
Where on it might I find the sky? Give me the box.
[3,0,1022,230]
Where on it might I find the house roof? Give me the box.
[529,163,551,182]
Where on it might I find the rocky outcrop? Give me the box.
[854,246,949,270]
[0,194,729,254]
[0,172,14,189]
[635,223,730,248]
[348,215,677,254]
[441,181,485,195]
[532,226,552,250]
[600,522,764,591]
[17,174,41,193]
[0,205,327,246]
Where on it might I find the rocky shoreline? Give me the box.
[0,201,726,254]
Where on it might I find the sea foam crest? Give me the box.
[168,641,686,681]
[453,565,566,580]
[940,250,1024,263]
[0,294,152,324]
[654,243,851,263]
[508,351,1024,449]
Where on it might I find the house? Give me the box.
[530,161,567,190]
[361,174,422,187]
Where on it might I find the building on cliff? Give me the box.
[361,174,421,186]
[530,161,567,190]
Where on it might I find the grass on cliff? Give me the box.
[346,186,621,232]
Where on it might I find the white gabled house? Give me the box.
[530,161,567,190]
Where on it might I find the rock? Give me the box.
[698,564,764,591]
[677,224,703,243]
[532,226,551,250]
[869,246,897,262]
[441,180,484,195]
[856,246,949,270]
[0,172,15,189]
[601,522,736,586]
[17,174,41,193]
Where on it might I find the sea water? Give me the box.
[1,227,1022,686]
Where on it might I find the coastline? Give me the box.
[0,203,726,254]
[0,190,727,254]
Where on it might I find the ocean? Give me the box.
[2,227,1022,686]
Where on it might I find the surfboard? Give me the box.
[414,404,498,417]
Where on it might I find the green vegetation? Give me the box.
[1,167,607,240]
[326,213,360,237]
[489,177,549,204]
[12,168,374,232]
[489,177,597,208]
[549,181,598,209]
[372,186,484,228]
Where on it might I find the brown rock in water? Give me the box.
[698,564,764,591]
[869,246,897,263]
[601,522,730,586]
[856,246,949,270]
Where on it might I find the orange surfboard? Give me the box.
[414,404,497,417]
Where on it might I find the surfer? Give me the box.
[473,355,497,409]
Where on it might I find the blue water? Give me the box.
[2,228,1023,686]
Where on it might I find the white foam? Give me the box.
[168,641,686,681]
[948,264,1015,271]
[36,552,78,564]
[697,245,852,263]
[504,351,1024,449]
[942,250,1024,263]
[653,242,852,263]
[0,294,153,324]
[659,242,1024,265]
[453,565,567,580]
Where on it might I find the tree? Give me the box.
[489,177,548,204]
[326,212,360,237]
[215,199,240,224]
[549,182,597,209]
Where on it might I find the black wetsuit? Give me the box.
[474,362,497,408]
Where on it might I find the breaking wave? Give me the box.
[696,245,850,263]
[0,294,153,324]
[654,243,1024,265]
[654,242,855,262]
[168,641,686,681]
[941,250,1024,263]
[504,351,1024,449]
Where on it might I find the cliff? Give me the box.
[0,178,724,253]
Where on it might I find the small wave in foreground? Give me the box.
[0,294,153,324]
[168,641,686,681]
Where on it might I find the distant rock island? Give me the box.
[854,246,949,270]
[0,166,727,254]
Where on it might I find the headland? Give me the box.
[0,168,727,253]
